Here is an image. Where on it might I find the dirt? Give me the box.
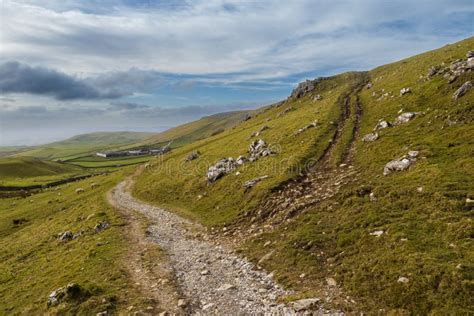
[107,174,318,314]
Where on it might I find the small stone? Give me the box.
[417,186,423,193]
[326,277,337,286]
[291,298,321,312]
[370,230,384,237]
[397,276,409,283]
[218,283,236,291]
[200,270,209,275]
[177,299,187,308]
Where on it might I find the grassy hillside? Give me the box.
[13,132,155,160]
[139,110,254,148]
[0,157,86,186]
[134,37,474,313]
[0,169,155,314]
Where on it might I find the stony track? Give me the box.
[110,179,300,314]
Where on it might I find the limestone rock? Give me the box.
[290,78,322,99]
[400,87,411,96]
[394,112,418,125]
[207,158,237,182]
[94,221,110,233]
[374,120,391,130]
[47,283,83,307]
[362,132,379,142]
[383,151,419,175]
[75,188,85,194]
[453,81,472,100]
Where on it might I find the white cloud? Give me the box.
[2,0,472,80]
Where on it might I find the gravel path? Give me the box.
[110,180,296,314]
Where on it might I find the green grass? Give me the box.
[0,157,88,186]
[65,155,153,168]
[0,167,157,314]
[13,132,155,160]
[133,37,474,313]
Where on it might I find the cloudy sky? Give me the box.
[0,0,473,146]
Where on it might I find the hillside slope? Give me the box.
[134,37,474,313]
[11,132,155,160]
[139,110,254,148]
[0,157,86,186]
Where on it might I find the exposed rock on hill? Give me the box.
[207,158,237,182]
[383,151,419,175]
[453,81,472,100]
[290,78,323,99]
[394,112,418,125]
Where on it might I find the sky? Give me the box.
[0,0,473,146]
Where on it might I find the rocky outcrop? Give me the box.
[453,81,472,100]
[248,139,274,161]
[207,158,237,182]
[383,151,419,175]
[290,78,322,99]
[394,112,418,125]
[362,132,379,142]
[428,52,473,83]
[47,283,86,307]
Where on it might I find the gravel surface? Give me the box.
[110,180,297,314]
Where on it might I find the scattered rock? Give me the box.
[200,270,209,275]
[467,51,474,59]
[417,186,424,193]
[58,231,74,241]
[374,120,391,130]
[400,87,411,96]
[94,221,110,233]
[370,230,384,237]
[313,94,322,101]
[466,198,474,206]
[291,298,320,312]
[248,139,274,160]
[295,120,318,135]
[453,81,472,100]
[397,276,409,284]
[186,151,200,161]
[90,182,99,189]
[383,151,419,176]
[366,82,373,89]
[369,192,377,202]
[207,158,237,182]
[362,132,379,142]
[47,283,85,307]
[394,112,418,125]
[75,188,85,194]
[243,175,269,189]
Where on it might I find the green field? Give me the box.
[133,37,474,313]
[65,155,154,168]
[0,157,88,186]
[9,132,156,160]
[0,168,154,314]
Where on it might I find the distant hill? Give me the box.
[139,110,254,148]
[9,132,156,160]
[0,157,85,186]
